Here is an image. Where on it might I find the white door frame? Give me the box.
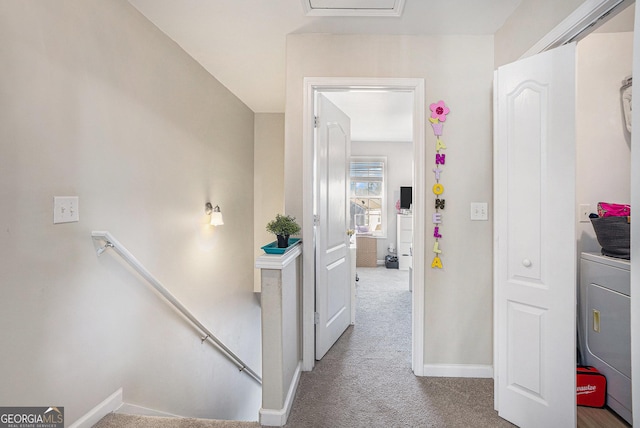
[631,6,640,421]
[493,0,638,421]
[302,77,426,374]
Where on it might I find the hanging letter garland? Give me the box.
[429,100,450,269]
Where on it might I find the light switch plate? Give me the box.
[470,202,488,221]
[54,196,79,224]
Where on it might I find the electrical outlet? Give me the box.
[470,202,488,221]
[54,196,79,224]
[579,204,591,223]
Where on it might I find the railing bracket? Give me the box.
[201,334,209,344]
[96,241,114,256]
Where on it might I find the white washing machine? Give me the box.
[579,252,631,424]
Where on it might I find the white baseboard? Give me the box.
[260,361,302,427]
[68,388,123,428]
[422,364,494,378]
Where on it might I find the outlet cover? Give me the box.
[579,204,591,223]
[54,196,79,224]
[470,202,488,221]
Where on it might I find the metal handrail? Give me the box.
[91,231,262,384]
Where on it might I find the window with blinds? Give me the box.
[350,158,386,236]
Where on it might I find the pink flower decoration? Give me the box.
[430,100,450,122]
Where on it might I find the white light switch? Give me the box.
[54,196,79,224]
[470,202,488,221]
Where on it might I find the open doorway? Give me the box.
[322,88,415,361]
[575,4,634,425]
[321,90,413,270]
[301,77,426,375]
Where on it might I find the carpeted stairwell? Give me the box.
[93,414,259,428]
[93,267,513,428]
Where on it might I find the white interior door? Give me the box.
[315,94,351,360]
[494,43,577,427]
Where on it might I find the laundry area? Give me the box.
[575,6,633,425]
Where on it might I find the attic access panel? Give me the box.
[302,0,405,16]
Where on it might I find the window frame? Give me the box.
[349,156,387,238]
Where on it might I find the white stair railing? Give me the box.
[91,231,262,384]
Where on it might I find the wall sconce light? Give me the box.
[205,202,224,226]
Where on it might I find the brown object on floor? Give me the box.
[356,235,377,267]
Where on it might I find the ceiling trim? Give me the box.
[521,0,630,58]
[300,0,406,17]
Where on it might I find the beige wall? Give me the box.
[494,0,584,67]
[576,32,633,254]
[0,0,260,423]
[254,114,285,292]
[285,34,495,366]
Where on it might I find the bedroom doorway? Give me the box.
[301,77,426,374]
[322,89,415,364]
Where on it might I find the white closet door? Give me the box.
[494,43,577,427]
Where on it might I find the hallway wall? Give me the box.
[254,113,285,291]
[0,0,260,423]
[285,34,495,368]
[494,0,583,67]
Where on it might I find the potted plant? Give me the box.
[266,214,301,248]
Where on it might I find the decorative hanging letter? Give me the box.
[429,100,450,269]
[431,256,443,269]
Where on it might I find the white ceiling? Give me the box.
[128,0,523,113]
[127,0,634,143]
[322,91,414,142]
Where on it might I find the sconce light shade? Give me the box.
[205,202,224,226]
[210,209,224,226]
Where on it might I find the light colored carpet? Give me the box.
[93,414,259,428]
[284,266,515,427]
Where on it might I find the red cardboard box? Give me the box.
[577,366,607,408]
